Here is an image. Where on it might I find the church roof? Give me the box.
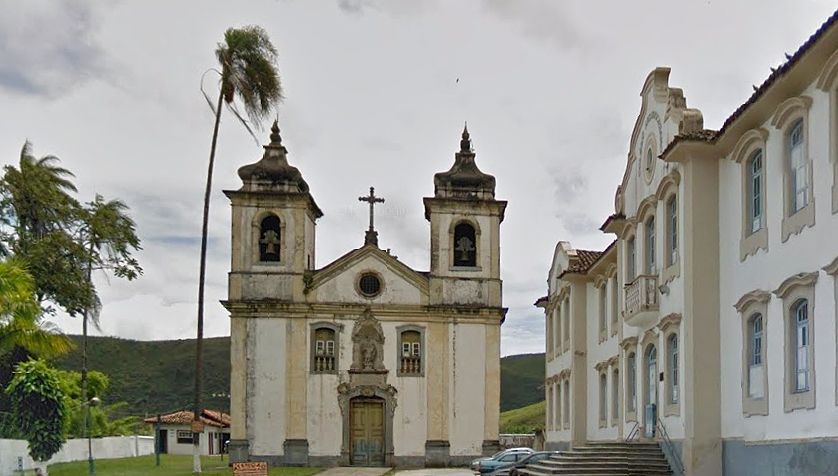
[310,244,429,294]
[433,124,496,199]
[237,120,311,193]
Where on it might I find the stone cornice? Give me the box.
[607,355,620,367]
[773,271,819,299]
[823,256,838,276]
[223,300,506,322]
[656,313,682,332]
[640,328,658,347]
[733,289,771,313]
[620,336,638,350]
[594,360,609,372]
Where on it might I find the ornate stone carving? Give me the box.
[351,307,385,371]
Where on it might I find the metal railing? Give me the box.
[656,419,684,476]
[625,421,640,442]
[624,275,658,318]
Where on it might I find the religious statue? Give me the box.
[351,307,385,371]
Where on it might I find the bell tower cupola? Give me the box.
[225,118,323,303]
[423,124,507,307]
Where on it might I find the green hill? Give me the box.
[500,400,545,434]
[499,353,545,411]
[51,335,545,418]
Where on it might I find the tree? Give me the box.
[194,26,281,473]
[7,359,69,476]
[58,369,138,438]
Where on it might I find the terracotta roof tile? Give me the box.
[662,8,838,159]
[143,409,231,428]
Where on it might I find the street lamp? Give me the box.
[85,396,100,475]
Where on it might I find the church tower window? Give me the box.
[453,222,477,267]
[258,215,281,262]
[311,324,340,374]
[397,326,424,376]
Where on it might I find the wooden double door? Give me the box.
[350,398,384,466]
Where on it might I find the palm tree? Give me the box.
[194,25,282,473]
[0,256,71,357]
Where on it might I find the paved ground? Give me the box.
[395,469,476,476]
[316,467,392,476]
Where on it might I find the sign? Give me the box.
[233,462,268,476]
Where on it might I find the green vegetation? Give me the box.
[52,336,231,418]
[500,400,545,434]
[500,353,545,412]
[52,336,545,418]
[49,455,324,476]
[7,359,68,470]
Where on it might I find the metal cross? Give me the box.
[358,186,385,232]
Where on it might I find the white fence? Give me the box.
[0,436,154,476]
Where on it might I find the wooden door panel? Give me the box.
[350,399,385,466]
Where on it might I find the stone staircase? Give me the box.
[520,442,672,476]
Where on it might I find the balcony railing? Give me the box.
[624,275,658,325]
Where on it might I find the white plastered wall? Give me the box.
[249,318,287,456]
[449,322,487,456]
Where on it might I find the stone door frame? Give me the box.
[338,385,396,466]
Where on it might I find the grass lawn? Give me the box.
[48,454,325,476]
[499,400,545,434]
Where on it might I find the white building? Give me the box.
[142,409,230,456]
[223,124,506,467]
[539,9,838,476]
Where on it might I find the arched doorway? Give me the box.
[349,396,385,466]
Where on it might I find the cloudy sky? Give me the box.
[1,0,836,356]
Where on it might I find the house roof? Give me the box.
[661,7,838,158]
[143,409,231,428]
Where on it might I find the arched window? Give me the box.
[666,196,678,266]
[312,327,336,373]
[646,217,656,274]
[627,237,637,281]
[546,385,553,430]
[259,215,281,262]
[399,330,422,375]
[748,314,764,398]
[667,334,679,404]
[612,369,620,421]
[563,379,570,429]
[599,285,607,338]
[599,373,608,424]
[788,120,808,213]
[748,150,764,234]
[627,352,637,412]
[793,299,810,392]
[453,222,477,267]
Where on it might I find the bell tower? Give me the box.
[225,119,323,303]
[423,125,506,307]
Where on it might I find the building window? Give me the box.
[312,327,337,373]
[546,308,553,356]
[666,196,677,266]
[646,217,656,274]
[555,381,562,430]
[599,286,607,339]
[563,379,570,429]
[397,326,424,376]
[627,237,636,281]
[667,334,678,404]
[612,369,620,422]
[748,314,765,399]
[562,299,570,349]
[793,300,810,392]
[258,215,281,262]
[553,306,560,354]
[357,272,383,298]
[610,277,618,331]
[627,352,637,413]
[748,150,764,234]
[453,222,477,267]
[599,373,607,426]
[788,121,808,213]
[177,430,193,444]
[646,345,657,409]
[546,384,553,430]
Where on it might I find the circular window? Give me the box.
[358,273,382,297]
[644,146,656,183]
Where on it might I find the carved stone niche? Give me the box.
[350,307,388,387]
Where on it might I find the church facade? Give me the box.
[223,124,507,467]
[538,9,838,476]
